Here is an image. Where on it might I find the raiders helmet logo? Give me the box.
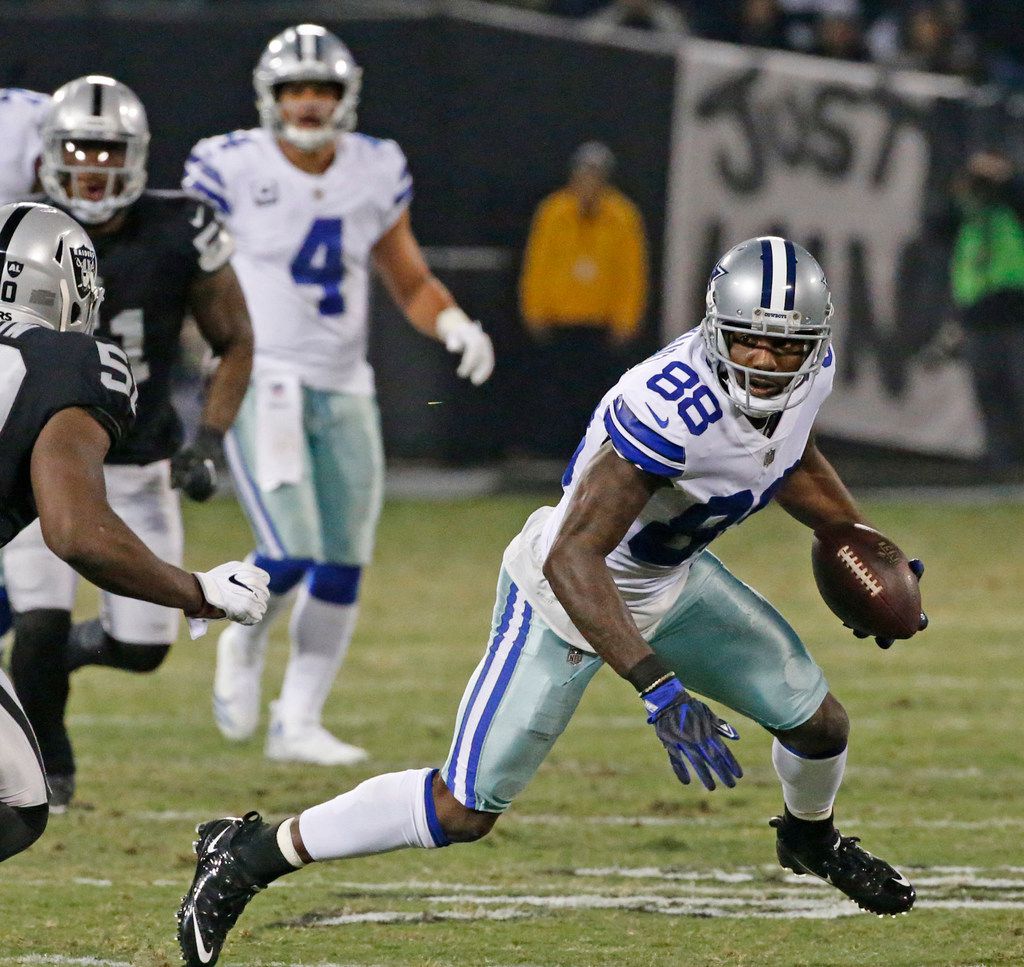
[70,245,98,298]
[6,260,23,278]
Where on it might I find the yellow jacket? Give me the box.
[519,186,648,337]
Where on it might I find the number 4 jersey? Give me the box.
[503,328,836,652]
[183,128,413,395]
[0,320,136,547]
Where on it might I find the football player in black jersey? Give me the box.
[0,201,269,863]
[3,76,256,811]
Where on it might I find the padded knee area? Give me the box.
[109,641,170,673]
[254,555,313,595]
[308,563,362,605]
[0,801,48,862]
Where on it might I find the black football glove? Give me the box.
[643,676,742,790]
[170,426,223,502]
[848,558,927,649]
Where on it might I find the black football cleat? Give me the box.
[177,812,267,966]
[769,815,916,916]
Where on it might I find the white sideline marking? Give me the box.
[0,958,133,966]
[311,909,526,926]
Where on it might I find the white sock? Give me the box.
[228,588,293,657]
[276,586,357,728]
[298,768,449,860]
[771,738,848,821]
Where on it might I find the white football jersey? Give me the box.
[503,328,836,651]
[183,128,413,394]
[0,89,50,204]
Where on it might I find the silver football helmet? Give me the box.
[253,23,362,151]
[0,202,104,333]
[40,75,150,225]
[701,236,833,416]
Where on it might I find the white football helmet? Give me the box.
[40,75,149,225]
[253,24,362,151]
[701,236,833,416]
[0,202,104,333]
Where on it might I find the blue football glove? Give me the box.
[848,558,927,649]
[643,676,742,791]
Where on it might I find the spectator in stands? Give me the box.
[585,0,688,35]
[948,150,1024,471]
[519,142,648,459]
[813,12,869,61]
[716,0,791,50]
[870,1,977,78]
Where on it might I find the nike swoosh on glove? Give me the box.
[436,307,495,386]
[193,562,270,626]
[643,676,743,791]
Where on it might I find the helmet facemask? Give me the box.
[702,307,832,416]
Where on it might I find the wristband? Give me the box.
[625,653,674,694]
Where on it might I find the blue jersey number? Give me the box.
[646,361,723,436]
[628,462,799,567]
[291,218,345,315]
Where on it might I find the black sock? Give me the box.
[66,620,169,673]
[781,806,836,843]
[234,817,302,885]
[10,610,75,776]
[0,802,48,862]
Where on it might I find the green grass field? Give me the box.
[2,493,1023,967]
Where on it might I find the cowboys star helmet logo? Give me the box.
[70,245,98,299]
[5,260,23,278]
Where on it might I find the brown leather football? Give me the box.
[811,522,922,639]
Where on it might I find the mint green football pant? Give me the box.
[442,551,828,813]
[224,385,385,565]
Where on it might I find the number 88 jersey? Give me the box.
[503,328,836,652]
[183,128,413,396]
[0,321,136,547]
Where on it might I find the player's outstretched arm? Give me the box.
[543,444,741,791]
[31,408,267,625]
[373,211,494,385]
[188,264,254,436]
[775,438,866,531]
[171,265,255,501]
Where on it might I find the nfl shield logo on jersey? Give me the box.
[763,447,776,467]
[252,179,279,207]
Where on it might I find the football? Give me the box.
[811,522,922,639]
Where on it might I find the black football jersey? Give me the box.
[0,320,136,548]
[57,191,232,465]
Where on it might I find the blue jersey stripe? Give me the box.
[760,238,773,308]
[444,583,517,794]
[186,153,226,188]
[185,177,231,216]
[423,770,451,847]
[604,410,683,478]
[613,397,687,463]
[392,184,414,207]
[465,600,532,809]
[783,239,797,311]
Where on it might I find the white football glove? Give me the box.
[187,561,270,639]
[436,307,495,386]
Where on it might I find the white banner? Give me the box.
[663,41,983,457]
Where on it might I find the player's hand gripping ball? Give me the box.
[811,522,927,648]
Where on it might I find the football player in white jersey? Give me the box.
[0,87,50,637]
[183,24,495,767]
[178,237,928,966]
[0,88,48,204]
